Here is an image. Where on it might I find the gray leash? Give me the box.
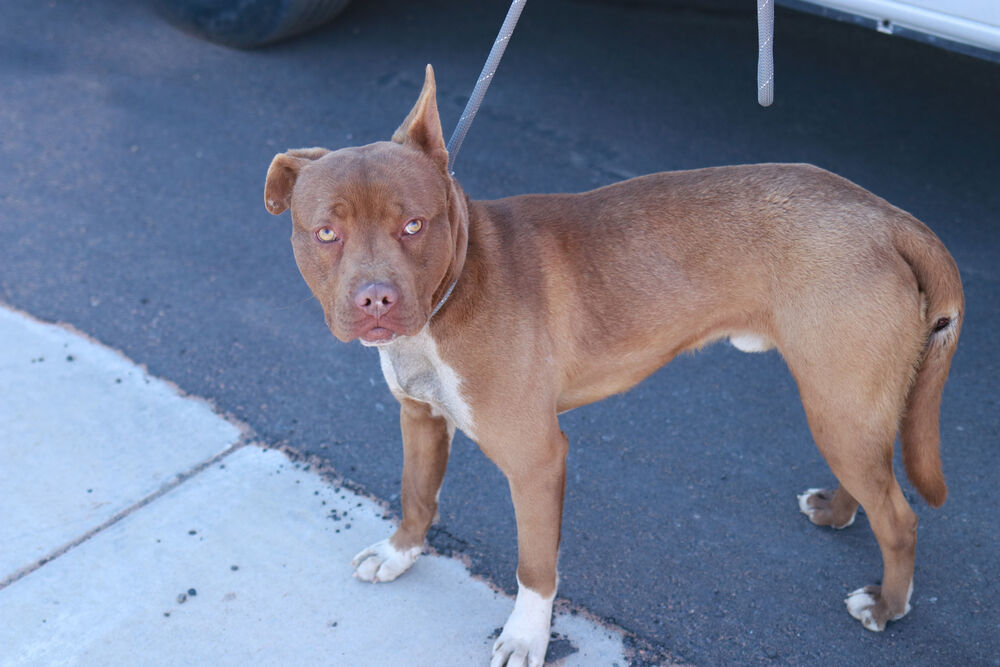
[446,0,773,174]
[757,0,774,106]
[433,0,527,319]
[446,0,528,174]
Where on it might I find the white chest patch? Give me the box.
[377,327,476,439]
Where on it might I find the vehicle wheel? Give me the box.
[153,0,353,48]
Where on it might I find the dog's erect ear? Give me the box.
[264,147,330,215]
[392,64,448,172]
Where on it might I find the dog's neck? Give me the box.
[429,178,471,320]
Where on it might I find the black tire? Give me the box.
[153,0,352,48]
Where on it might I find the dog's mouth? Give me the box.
[353,315,419,346]
[328,300,423,346]
[359,325,397,346]
[325,312,405,346]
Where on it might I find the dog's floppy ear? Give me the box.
[264,147,330,215]
[392,64,448,172]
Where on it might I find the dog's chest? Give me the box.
[377,329,475,438]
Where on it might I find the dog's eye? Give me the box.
[316,227,338,243]
[403,219,423,235]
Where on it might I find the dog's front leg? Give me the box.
[490,426,568,667]
[352,398,452,582]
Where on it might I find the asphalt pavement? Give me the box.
[1,0,998,664]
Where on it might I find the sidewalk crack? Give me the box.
[0,438,248,591]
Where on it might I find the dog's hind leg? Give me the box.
[842,484,917,632]
[780,255,930,630]
[795,378,918,632]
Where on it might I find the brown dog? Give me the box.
[264,65,963,665]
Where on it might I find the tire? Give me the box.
[153,0,353,48]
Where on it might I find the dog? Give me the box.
[264,65,963,666]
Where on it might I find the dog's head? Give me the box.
[265,65,468,346]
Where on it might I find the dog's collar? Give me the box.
[429,278,458,320]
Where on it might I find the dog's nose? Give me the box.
[353,282,399,317]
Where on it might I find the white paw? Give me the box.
[797,487,824,518]
[490,581,553,667]
[350,538,420,583]
[845,580,913,632]
[845,587,883,632]
[797,488,856,529]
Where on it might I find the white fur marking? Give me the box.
[797,488,857,529]
[845,587,881,632]
[377,326,476,439]
[893,579,914,620]
[351,538,421,583]
[846,582,912,631]
[729,333,772,353]
[797,488,824,517]
[491,578,554,667]
[836,508,857,529]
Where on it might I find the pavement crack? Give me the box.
[0,438,249,592]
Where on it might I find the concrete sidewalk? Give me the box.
[0,305,626,666]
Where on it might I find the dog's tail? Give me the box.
[894,218,964,508]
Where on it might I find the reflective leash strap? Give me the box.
[757,0,774,106]
[433,0,527,319]
[446,0,529,174]
[448,0,769,153]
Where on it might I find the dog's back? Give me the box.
[478,164,963,449]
